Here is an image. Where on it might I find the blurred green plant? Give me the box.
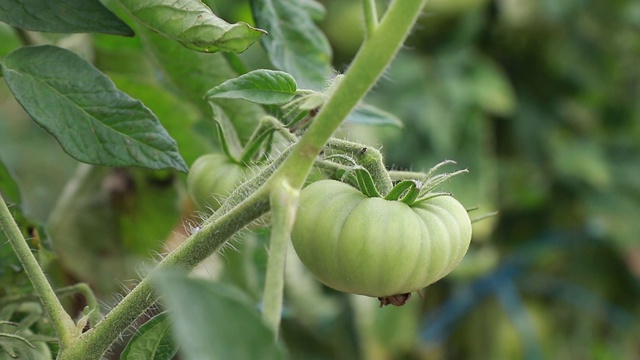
[1,0,639,359]
[320,0,640,358]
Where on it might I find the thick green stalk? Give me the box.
[0,195,77,348]
[57,0,428,357]
[270,0,428,190]
[258,0,427,333]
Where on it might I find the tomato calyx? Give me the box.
[318,154,470,206]
[384,180,421,204]
[378,293,412,307]
[347,159,469,207]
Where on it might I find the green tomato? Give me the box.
[291,180,472,300]
[187,154,246,211]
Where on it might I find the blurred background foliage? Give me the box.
[1,0,639,359]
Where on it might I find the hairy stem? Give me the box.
[0,195,77,348]
[326,138,393,195]
[58,187,271,360]
[270,0,428,191]
[57,0,428,356]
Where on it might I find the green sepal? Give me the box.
[241,116,290,164]
[287,109,311,128]
[470,210,499,224]
[384,180,415,201]
[412,191,452,205]
[384,180,421,205]
[354,167,381,198]
[282,91,324,130]
[294,92,326,111]
[418,169,468,198]
[241,126,276,164]
[209,103,244,162]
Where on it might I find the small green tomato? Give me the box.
[187,154,246,211]
[291,180,472,305]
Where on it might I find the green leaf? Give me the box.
[250,0,333,89]
[205,70,297,105]
[240,119,279,163]
[299,0,327,21]
[117,0,265,53]
[347,103,403,128]
[153,271,286,360]
[139,27,264,144]
[109,74,214,166]
[0,0,134,36]
[1,45,187,172]
[121,312,177,360]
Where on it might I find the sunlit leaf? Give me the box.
[117,0,265,53]
[1,45,187,172]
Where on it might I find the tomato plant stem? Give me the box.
[262,181,299,337]
[0,194,77,348]
[56,0,428,356]
[58,188,271,359]
[271,0,428,191]
[363,0,379,38]
[327,138,393,195]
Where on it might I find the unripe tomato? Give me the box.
[187,154,246,211]
[291,180,472,300]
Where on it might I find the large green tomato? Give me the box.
[187,154,246,211]
[291,180,472,301]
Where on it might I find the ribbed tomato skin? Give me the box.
[291,180,472,297]
[187,154,245,211]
